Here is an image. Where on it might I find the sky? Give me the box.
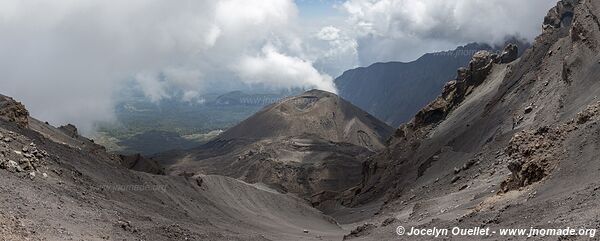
[0,0,558,133]
[295,0,344,18]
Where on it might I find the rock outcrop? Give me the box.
[500,126,566,192]
[0,95,29,128]
[335,41,529,127]
[412,46,518,128]
[499,44,519,64]
[543,0,576,29]
[58,124,79,138]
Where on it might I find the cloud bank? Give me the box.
[0,0,558,133]
[0,0,333,132]
[339,0,558,63]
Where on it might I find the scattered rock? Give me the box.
[461,159,478,171]
[576,102,599,124]
[303,229,309,234]
[381,217,397,227]
[343,223,376,240]
[1,160,19,172]
[117,220,136,232]
[505,102,599,188]
[451,176,461,184]
[29,172,36,179]
[501,125,566,192]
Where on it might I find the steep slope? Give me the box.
[0,95,344,240]
[340,0,600,239]
[157,90,394,206]
[215,89,393,151]
[336,41,529,127]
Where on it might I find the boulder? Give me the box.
[0,95,29,128]
[468,50,496,86]
[543,0,575,29]
[500,44,519,64]
[58,124,79,138]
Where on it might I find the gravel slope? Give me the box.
[0,118,344,240]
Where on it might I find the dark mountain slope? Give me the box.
[157,90,394,205]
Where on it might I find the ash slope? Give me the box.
[157,90,394,204]
[341,0,600,240]
[0,96,344,240]
[215,89,394,151]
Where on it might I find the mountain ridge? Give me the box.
[334,0,600,239]
[335,40,530,127]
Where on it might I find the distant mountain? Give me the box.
[335,41,529,127]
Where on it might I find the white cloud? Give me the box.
[317,26,342,41]
[0,0,560,133]
[237,45,337,93]
[340,0,558,63]
[0,0,336,133]
[135,72,171,103]
[313,26,359,77]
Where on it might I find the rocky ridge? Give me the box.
[339,0,600,239]
[0,95,29,128]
